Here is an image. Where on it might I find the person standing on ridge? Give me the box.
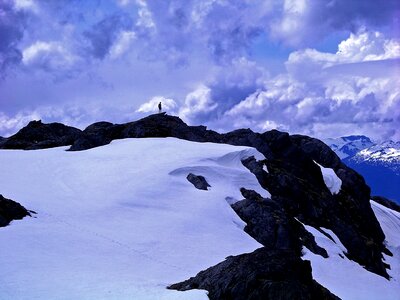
[158,102,162,113]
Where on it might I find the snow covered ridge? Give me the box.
[326,136,400,204]
[324,135,374,160]
[1,114,398,299]
[354,141,400,164]
[325,136,400,168]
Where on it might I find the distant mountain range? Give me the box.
[325,136,400,203]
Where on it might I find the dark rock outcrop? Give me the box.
[69,121,120,151]
[169,248,339,300]
[372,196,400,213]
[186,173,211,190]
[170,188,334,300]
[233,190,328,258]
[0,195,31,227]
[0,120,82,150]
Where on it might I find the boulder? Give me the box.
[186,173,211,190]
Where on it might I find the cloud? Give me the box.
[222,31,400,141]
[21,41,79,74]
[0,1,399,142]
[83,13,134,59]
[179,85,218,124]
[0,0,27,76]
[14,0,39,13]
[136,96,178,114]
[109,31,136,59]
[270,0,400,46]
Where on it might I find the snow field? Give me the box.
[0,138,266,300]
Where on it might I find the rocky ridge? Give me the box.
[0,113,394,299]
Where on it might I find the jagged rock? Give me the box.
[243,153,389,278]
[371,196,400,213]
[288,135,389,277]
[240,187,264,202]
[186,173,211,190]
[168,248,339,300]
[0,120,82,150]
[0,194,31,227]
[233,191,328,258]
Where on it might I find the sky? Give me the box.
[0,0,399,141]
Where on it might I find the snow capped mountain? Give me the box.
[326,136,400,204]
[353,141,400,166]
[1,114,400,299]
[324,135,374,159]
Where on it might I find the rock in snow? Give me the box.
[186,173,211,190]
[0,194,31,227]
[0,113,399,300]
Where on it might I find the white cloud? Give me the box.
[136,96,178,114]
[22,41,78,72]
[179,85,218,123]
[109,31,136,59]
[116,0,131,7]
[136,0,155,29]
[287,31,400,75]
[13,0,39,13]
[220,31,400,141]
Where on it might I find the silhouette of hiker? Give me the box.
[158,102,162,113]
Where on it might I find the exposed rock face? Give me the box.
[288,135,389,276]
[69,122,119,151]
[0,120,82,150]
[186,173,211,190]
[0,195,31,227]
[233,189,328,258]
[169,248,339,300]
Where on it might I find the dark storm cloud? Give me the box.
[272,0,400,46]
[0,0,27,76]
[83,13,133,59]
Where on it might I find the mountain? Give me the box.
[324,135,374,160]
[350,141,400,168]
[325,136,400,203]
[0,114,399,300]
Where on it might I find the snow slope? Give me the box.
[0,138,266,300]
[302,201,400,300]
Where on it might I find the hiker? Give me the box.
[158,102,162,113]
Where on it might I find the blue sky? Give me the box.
[0,0,399,141]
